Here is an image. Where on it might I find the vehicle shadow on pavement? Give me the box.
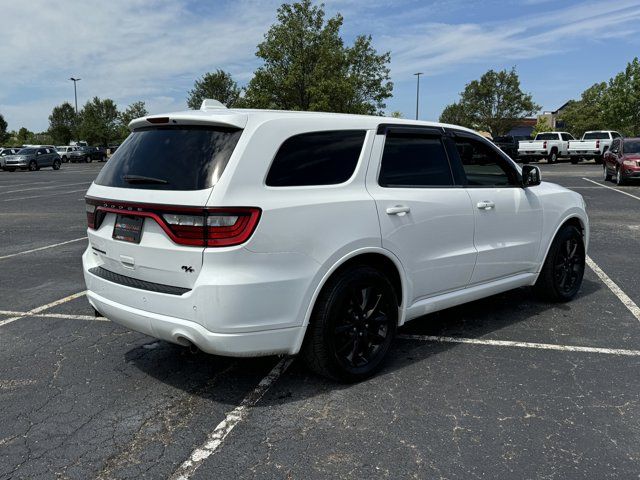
[126,278,603,402]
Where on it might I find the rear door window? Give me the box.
[266,130,366,187]
[379,133,453,187]
[451,135,519,187]
[95,126,242,190]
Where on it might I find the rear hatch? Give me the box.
[85,124,245,290]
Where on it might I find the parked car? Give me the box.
[83,102,589,382]
[108,144,120,155]
[493,135,530,159]
[2,147,62,171]
[568,130,621,164]
[518,132,575,163]
[0,148,22,169]
[78,146,107,162]
[56,146,84,163]
[603,137,640,185]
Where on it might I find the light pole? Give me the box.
[69,77,81,114]
[413,72,423,120]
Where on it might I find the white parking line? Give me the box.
[0,291,87,327]
[398,334,640,356]
[2,181,91,194]
[0,237,87,261]
[170,357,294,480]
[2,188,88,202]
[0,181,54,189]
[582,178,640,201]
[587,255,640,322]
[0,310,101,321]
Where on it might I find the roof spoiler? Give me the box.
[200,99,227,111]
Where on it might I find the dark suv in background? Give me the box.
[78,146,107,162]
[494,135,530,160]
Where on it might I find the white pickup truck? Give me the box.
[567,130,622,164]
[518,132,575,164]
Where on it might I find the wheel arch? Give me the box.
[536,213,588,280]
[290,247,408,355]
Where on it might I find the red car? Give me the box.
[603,137,640,185]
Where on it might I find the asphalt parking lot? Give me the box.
[1,160,639,480]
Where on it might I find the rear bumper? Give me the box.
[518,151,548,158]
[82,246,318,356]
[87,290,302,356]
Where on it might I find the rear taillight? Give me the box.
[85,197,261,247]
[543,141,547,150]
[596,140,600,150]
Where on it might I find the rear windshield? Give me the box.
[583,131,609,140]
[95,126,242,190]
[625,140,640,154]
[535,133,558,140]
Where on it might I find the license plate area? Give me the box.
[113,214,144,244]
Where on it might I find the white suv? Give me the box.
[83,101,589,381]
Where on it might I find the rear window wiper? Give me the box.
[123,175,169,185]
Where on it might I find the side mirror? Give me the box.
[522,164,541,187]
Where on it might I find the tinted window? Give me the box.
[536,133,559,140]
[624,140,640,154]
[95,126,242,191]
[583,131,609,140]
[453,136,518,187]
[612,132,622,139]
[561,133,573,141]
[611,139,620,152]
[379,133,453,187]
[266,130,365,187]
[494,136,513,143]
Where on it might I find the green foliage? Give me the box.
[243,0,392,114]
[0,113,8,143]
[604,57,640,136]
[559,83,607,137]
[26,131,54,145]
[439,102,470,127]
[17,127,31,145]
[531,116,552,137]
[48,102,76,145]
[440,68,539,136]
[118,101,148,140]
[78,97,119,146]
[390,111,403,118]
[187,70,241,109]
[560,58,640,137]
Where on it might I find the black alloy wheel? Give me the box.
[303,266,397,382]
[28,160,38,171]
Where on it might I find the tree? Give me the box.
[531,116,552,137]
[390,111,403,118]
[17,127,31,145]
[559,83,607,137]
[604,57,640,136]
[0,113,7,143]
[439,102,471,127]
[243,0,392,114]
[47,102,76,145]
[440,68,539,136]
[118,101,148,139]
[78,97,119,146]
[187,70,241,109]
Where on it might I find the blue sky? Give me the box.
[1,0,639,132]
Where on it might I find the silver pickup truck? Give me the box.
[567,131,622,164]
[518,132,575,164]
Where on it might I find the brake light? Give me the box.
[543,141,547,150]
[85,198,261,247]
[596,140,600,150]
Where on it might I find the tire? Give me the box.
[302,266,398,382]
[28,160,38,171]
[603,165,612,181]
[595,156,604,165]
[6,168,15,172]
[534,225,585,302]
[52,159,61,170]
[570,157,579,165]
[616,167,625,186]
[85,156,92,163]
[548,150,558,164]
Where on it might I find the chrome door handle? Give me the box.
[476,201,495,210]
[386,205,411,216]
